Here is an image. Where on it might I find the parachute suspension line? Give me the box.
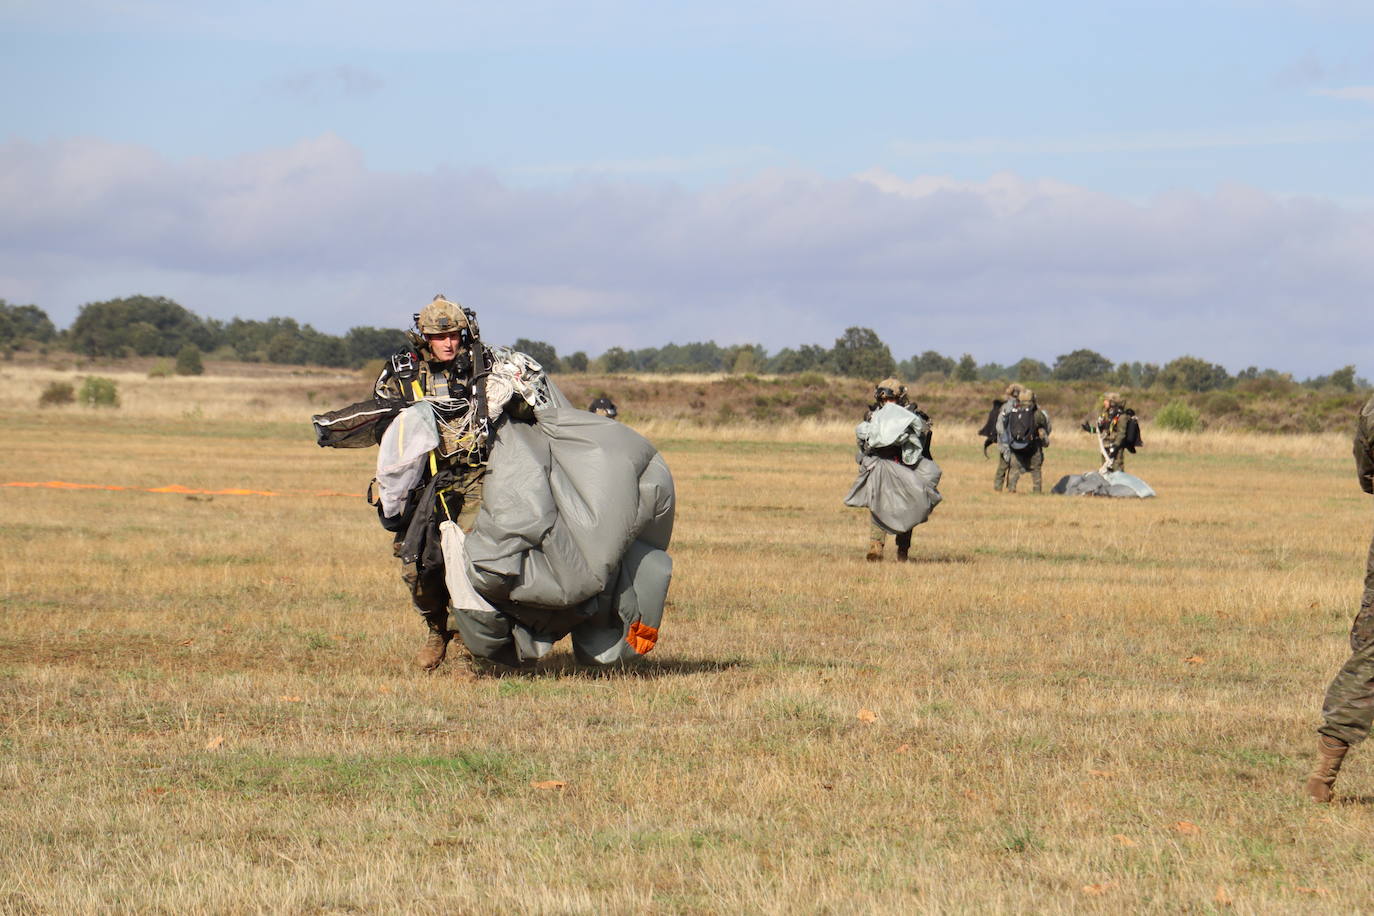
[428,399,487,465]
[412,379,453,522]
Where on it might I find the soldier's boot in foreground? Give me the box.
[414,613,452,671]
[895,532,911,563]
[1304,735,1350,803]
[866,541,884,562]
[896,546,909,562]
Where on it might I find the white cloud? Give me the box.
[263,65,384,102]
[887,122,1368,158]
[1314,85,1374,102]
[1,135,1372,376]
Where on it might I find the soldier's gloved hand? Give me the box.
[1080,421,1093,433]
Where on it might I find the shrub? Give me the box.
[147,361,172,378]
[175,345,204,376]
[78,376,120,408]
[1200,391,1241,417]
[38,381,74,407]
[1155,399,1200,432]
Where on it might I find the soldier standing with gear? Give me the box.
[1085,392,1131,472]
[371,295,534,671]
[1005,389,1052,494]
[991,384,1023,492]
[1305,393,1374,802]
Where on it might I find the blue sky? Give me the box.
[2,0,1373,375]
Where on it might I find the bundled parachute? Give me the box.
[844,403,943,532]
[448,408,674,666]
[1052,470,1156,498]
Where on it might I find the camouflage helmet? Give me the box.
[1102,391,1123,408]
[1021,388,1035,404]
[875,377,905,400]
[415,295,469,336]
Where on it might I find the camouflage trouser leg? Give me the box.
[1007,447,1042,493]
[869,521,911,551]
[395,469,486,622]
[1319,529,1374,746]
[1107,451,1126,472]
[993,452,1010,491]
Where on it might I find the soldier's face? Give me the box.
[427,331,460,362]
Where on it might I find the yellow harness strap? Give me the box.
[411,379,452,521]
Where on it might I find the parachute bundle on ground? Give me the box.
[1051,470,1156,498]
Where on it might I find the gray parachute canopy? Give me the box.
[845,403,942,532]
[446,406,675,667]
[1051,470,1156,498]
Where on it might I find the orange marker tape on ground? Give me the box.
[3,481,356,498]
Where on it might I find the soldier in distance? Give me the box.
[1002,388,1052,493]
[1082,391,1133,472]
[588,395,618,419]
[861,377,925,562]
[987,383,1022,492]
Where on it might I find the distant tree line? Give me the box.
[0,296,1365,392]
[1,295,407,369]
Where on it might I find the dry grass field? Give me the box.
[3,364,1374,913]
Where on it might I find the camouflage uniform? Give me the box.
[1317,397,1374,746]
[1305,395,1374,801]
[1007,393,1052,493]
[993,448,1012,492]
[1089,394,1130,472]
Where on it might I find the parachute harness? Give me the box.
[429,394,490,464]
[406,346,553,523]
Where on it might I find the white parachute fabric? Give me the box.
[374,401,439,518]
[485,347,569,415]
[455,407,674,666]
[439,521,499,614]
[1051,470,1156,498]
[855,403,928,466]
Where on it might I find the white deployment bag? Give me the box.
[374,401,440,519]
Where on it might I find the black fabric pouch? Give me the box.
[311,398,405,448]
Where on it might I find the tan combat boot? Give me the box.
[1304,735,1349,803]
[866,541,884,562]
[414,615,451,671]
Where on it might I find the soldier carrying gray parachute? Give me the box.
[312,295,675,672]
[845,377,942,562]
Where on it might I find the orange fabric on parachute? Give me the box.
[626,621,659,655]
